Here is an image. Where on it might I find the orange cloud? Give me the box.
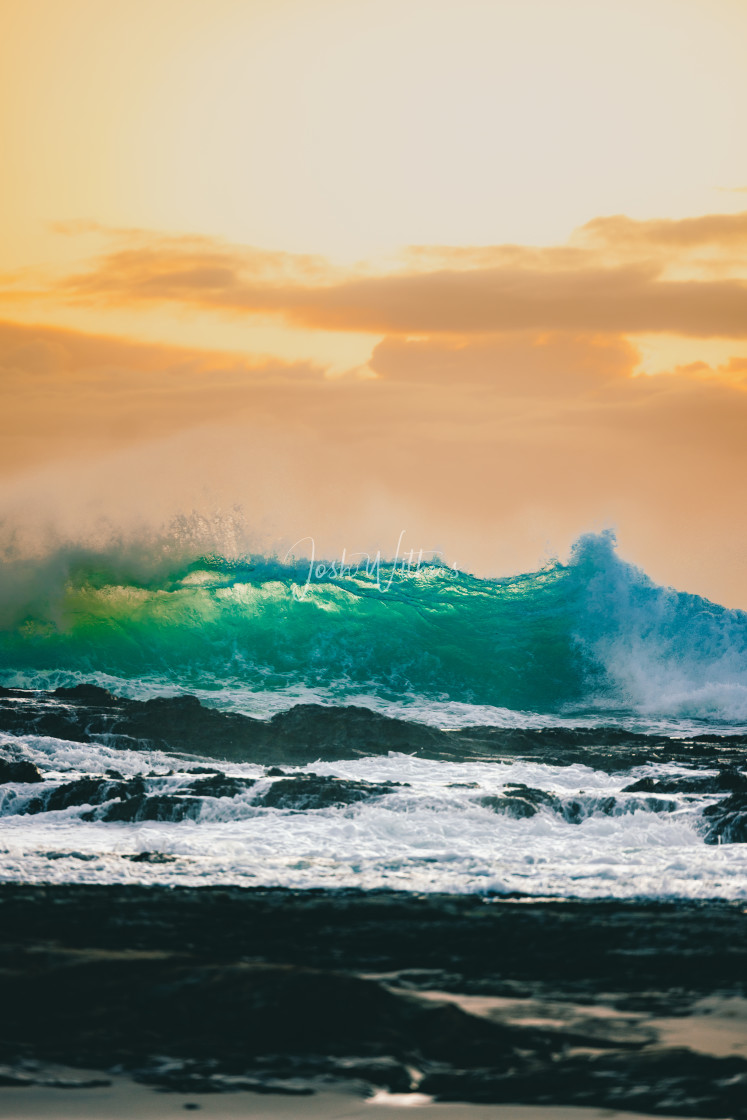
[369,333,639,393]
[5,209,747,603]
[2,315,747,603]
[576,210,747,250]
[57,215,747,338]
[0,320,322,474]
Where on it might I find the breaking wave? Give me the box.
[1,531,746,724]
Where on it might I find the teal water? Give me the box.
[1,531,746,726]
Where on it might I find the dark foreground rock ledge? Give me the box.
[0,885,745,1116]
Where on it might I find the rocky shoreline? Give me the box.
[3,683,747,771]
[1,885,745,1116]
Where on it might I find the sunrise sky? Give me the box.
[2,0,747,603]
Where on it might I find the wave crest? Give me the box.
[1,531,746,723]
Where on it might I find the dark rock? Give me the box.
[0,1069,32,1086]
[0,758,43,784]
[21,777,141,816]
[624,770,747,795]
[54,684,117,704]
[0,1063,111,1089]
[323,1056,412,1092]
[99,794,203,823]
[1,887,744,996]
[0,952,520,1068]
[420,1048,747,1114]
[186,775,256,799]
[1,886,746,1114]
[18,777,138,815]
[2,683,747,769]
[43,1077,112,1089]
[258,774,399,811]
[480,783,561,818]
[42,851,98,861]
[561,795,617,823]
[557,794,679,822]
[124,852,177,864]
[702,793,747,843]
[136,1063,314,1096]
[4,771,258,823]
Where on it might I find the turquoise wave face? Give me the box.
[1,531,746,721]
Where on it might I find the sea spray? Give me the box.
[0,531,746,722]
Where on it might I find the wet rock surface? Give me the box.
[1,769,402,822]
[255,774,401,811]
[185,774,256,798]
[420,1049,747,1115]
[478,783,679,823]
[0,885,745,1115]
[2,683,747,772]
[624,769,747,795]
[479,783,562,818]
[702,792,747,843]
[0,756,43,784]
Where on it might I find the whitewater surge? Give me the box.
[0,741,744,898]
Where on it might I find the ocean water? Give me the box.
[1,531,745,897]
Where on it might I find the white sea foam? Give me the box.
[1,744,744,899]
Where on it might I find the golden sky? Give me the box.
[2,0,747,603]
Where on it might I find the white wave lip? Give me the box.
[571,532,747,725]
